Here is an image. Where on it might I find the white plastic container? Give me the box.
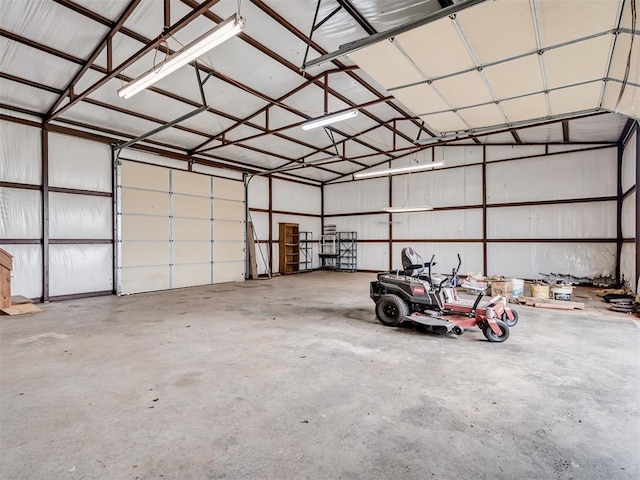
[511,278,524,297]
[551,285,573,301]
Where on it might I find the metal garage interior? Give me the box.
[1,0,639,478]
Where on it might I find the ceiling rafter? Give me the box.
[249,0,435,140]
[179,0,410,160]
[45,0,142,121]
[46,0,223,121]
[52,0,375,162]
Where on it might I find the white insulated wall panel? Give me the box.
[248,211,269,242]
[358,242,389,271]
[324,177,388,215]
[487,243,616,279]
[192,163,244,181]
[248,175,269,209]
[0,187,41,238]
[434,145,483,166]
[272,214,321,240]
[622,193,635,239]
[620,243,636,290]
[0,244,42,298]
[324,214,389,240]
[486,145,546,162]
[119,151,186,171]
[486,148,617,203]
[392,242,484,276]
[0,120,41,184]
[621,132,636,192]
[487,202,616,239]
[272,179,320,214]
[392,209,483,240]
[391,165,483,208]
[49,133,111,191]
[49,192,111,239]
[49,244,112,296]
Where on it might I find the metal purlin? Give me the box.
[451,14,512,132]
[529,0,552,118]
[599,0,628,108]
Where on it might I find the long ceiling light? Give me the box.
[384,206,433,213]
[301,109,359,130]
[353,162,444,179]
[117,14,245,99]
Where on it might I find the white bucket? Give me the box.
[511,278,524,297]
[551,285,573,301]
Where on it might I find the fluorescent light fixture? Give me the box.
[354,162,444,179]
[301,109,358,130]
[384,206,433,213]
[117,14,245,99]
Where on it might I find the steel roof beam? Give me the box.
[249,0,434,142]
[47,0,223,121]
[180,0,410,160]
[46,0,142,122]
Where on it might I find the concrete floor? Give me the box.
[1,272,639,480]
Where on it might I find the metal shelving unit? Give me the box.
[337,231,357,272]
[319,234,337,270]
[299,231,313,272]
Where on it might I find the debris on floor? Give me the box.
[1,295,42,316]
[513,296,585,311]
[599,291,638,314]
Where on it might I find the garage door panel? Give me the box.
[213,220,244,241]
[172,170,210,197]
[121,189,169,216]
[173,241,211,264]
[214,199,244,221]
[122,241,169,267]
[121,266,170,293]
[213,261,244,283]
[173,263,211,288]
[214,242,244,262]
[119,161,244,294]
[173,217,211,241]
[173,194,211,219]
[121,215,169,241]
[121,162,168,190]
[214,177,243,200]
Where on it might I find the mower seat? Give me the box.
[401,247,428,277]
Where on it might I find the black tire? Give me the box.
[452,325,464,336]
[483,319,510,343]
[375,294,409,327]
[502,309,519,327]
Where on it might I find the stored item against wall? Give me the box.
[278,223,300,275]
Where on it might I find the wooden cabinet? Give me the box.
[0,248,13,308]
[278,223,299,275]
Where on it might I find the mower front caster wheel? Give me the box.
[482,319,510,343]
[502,309,519,327]
[375,294,409,327]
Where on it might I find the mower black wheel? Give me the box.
[502,309,519,327]
[375,294,409,327]
[483,319,510,343]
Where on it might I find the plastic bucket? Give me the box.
[551,285,573,301]
[530,284,550,299]
[511,278,524,297]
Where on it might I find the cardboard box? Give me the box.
[491,280,512,298]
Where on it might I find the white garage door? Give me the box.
[117,160,245,295]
